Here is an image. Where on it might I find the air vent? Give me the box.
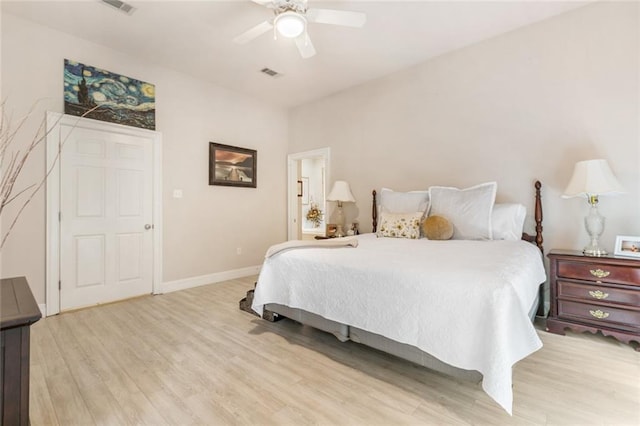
[100,0,136,15]
[260,67,281,78]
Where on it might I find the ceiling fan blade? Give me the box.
[251,0,273,7]
[306,8,366,28]
[295,32,316,59]
[233,20,273,44]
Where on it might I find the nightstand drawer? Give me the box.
[557,260,640,286]
[558,300,640,330]
[558,281,640,306]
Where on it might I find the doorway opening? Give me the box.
[287,148,330,240]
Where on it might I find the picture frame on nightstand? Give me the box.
[614,235,640,258]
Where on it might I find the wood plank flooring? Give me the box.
[30,276,640,425]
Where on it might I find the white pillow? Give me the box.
[376,211,423,239]
[379,188,429,214]
[428,182,497,240]
[492,203,526,240]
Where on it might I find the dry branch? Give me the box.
[0,101,99,249]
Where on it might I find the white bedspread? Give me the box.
[252,234,546,414]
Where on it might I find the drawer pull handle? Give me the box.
[588,290,609,300]
[589,309,610,319]
[589,269,610,279]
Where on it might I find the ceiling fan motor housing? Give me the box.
[273,0,307,15]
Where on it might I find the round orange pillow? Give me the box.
[423,215,454,240]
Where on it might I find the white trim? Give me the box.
[152,127,163,294]
[161,265,262,294]
[38,304,46,317]
[45,112,62,316]
[287,148,330,241]
[45,113,163,316]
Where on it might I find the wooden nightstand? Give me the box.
[546,249,640,350]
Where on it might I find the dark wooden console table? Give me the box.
[1,276,42,425]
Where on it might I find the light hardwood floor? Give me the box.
[30,276,639,425]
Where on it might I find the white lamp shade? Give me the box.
[562,159,625,198]
[327,180,356,203]
[275,12,306,38]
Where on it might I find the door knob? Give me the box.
[145,224,152,230]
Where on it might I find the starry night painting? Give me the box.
[64,59,156,130]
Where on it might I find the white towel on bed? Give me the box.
[264,237,358,258]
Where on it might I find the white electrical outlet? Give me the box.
[172,189,183,199]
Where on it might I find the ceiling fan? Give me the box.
[233,0,366,59]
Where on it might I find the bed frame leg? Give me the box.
[262,309,282,322]
[239,288,259,318]
[239,284,283,322]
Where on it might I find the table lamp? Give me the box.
[562,159,624,256]
[327,180,356,237]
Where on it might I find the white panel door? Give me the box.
[60,126,154,311]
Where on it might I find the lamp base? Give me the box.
[583,246,607,257]
[334,203,345,238]
[583,197,607,257]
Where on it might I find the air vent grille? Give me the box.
[260,67,281,78]
[101,0,136,15]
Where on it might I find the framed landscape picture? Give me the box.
[209,142,257,188]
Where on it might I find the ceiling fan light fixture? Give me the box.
[275,11,306,38]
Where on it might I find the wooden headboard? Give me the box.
[372,180,544,253]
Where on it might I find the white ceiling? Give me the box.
[3,0,591,108]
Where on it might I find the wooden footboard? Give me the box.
[372,180,544,253]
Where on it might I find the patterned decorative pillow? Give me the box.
[376,211,422,239]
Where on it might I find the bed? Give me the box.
[250,181,546,414]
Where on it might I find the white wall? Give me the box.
[289,1,640,255]
[1,14,289,303]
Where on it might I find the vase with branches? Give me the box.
[0,101,97,250]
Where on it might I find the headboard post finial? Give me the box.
[372,190,378,233]
[534,180,543,253]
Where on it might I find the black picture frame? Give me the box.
[209,142,257,188]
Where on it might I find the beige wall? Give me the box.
[289,1,640,254]
[1,14,289,303]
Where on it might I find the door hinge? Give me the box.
[58,280,61,290]
[58,211,62,222]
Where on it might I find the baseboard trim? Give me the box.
[38,303,46,317]
[161,265,262,294]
